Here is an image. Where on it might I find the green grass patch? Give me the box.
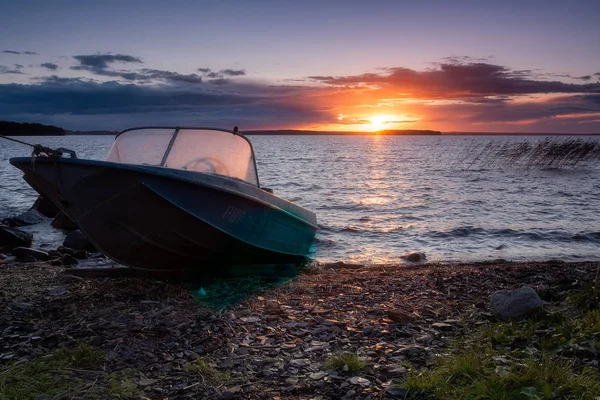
[185,359,230,385]
[568,282,600,311]
[394,312,600,400]
[0,342,140,400]
[325,352,367,375]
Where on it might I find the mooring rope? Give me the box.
[0,135,37,148]
[0,135,77,158]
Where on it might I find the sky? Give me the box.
[1,0,599,133]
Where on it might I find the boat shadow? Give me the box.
[190,262,309,309]
[66,259,314,309]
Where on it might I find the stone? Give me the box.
[59,254,79,266]
[385,387,410,398]
[348,376,370,387]
[0,225,33,251]
[73,250,88,259]
[387,309,415,323]
[48,286,68,296]
[12,247,50,261]
[416,334,434,344]
[63,230,93,251]
[386,365,407,377]
[309,371,326,380]
[401,252,426,262]
[2,209,45,227]
[138,378,158,387]
[31,196,59,218]
[51,212,78,231]
[12,301,34,310]
[490,286,543,321]
[48,249,61,258]
[431,322,453,331]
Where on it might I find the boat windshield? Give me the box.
[105,127,259,185]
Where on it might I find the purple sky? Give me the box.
[1,0,599,132]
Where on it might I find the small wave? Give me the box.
[428,226,486,238]
[426,226,600,244]
[316,204,372,211]
[313,237,337,248]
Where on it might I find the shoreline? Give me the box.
[1,259,598,399]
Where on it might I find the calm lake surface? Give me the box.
[1,134,599,264]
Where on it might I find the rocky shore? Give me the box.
[1,257,598,399]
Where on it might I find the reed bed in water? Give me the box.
[455,137,600,169]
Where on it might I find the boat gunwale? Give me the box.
[9,156,319,230]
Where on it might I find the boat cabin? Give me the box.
[106,127,259,186]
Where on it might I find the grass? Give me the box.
[393,304,600,400]
[568,282,600,311]
[185,358,230,385]
[324,352,367,375]
[0,342,140,400]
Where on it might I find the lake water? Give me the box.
[2,134,600,264]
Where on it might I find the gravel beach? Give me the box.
[1,258,597,399]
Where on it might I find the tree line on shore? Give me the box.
[0,121,66,136]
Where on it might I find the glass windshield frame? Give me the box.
[110,126,260,186]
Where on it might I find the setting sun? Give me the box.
[368,115,392,131]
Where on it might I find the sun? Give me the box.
[368,115,390,132]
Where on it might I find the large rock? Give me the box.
[0,225,33,251]
[31,196,59,218]
[51,212,78,231]
[12,247,49,261]
[401,252,426,262]
[490,286,543,320]
[63,229,93,251]
[1,209,46,227]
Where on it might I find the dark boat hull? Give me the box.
[9,157,317,272]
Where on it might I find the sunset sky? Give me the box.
[1,0,599,133]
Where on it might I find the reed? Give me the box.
[456,137,600,169]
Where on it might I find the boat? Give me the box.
[9,127,317,272]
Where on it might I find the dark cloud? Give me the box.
[309,62,600,99]
[73,54,143,69]
[68,54,209,85]
[41,62,59,71]
[582,94,600,104]
[198,68,246,79]
[0,65,25,74]
[595,72,600,76]
[208,78,230,85]
[2,50,37,55]
[139,69,203,84]
[71,63,203,85]
[220,69,246,76]
[14,64,24,69]
[575,75,592,81]
[0,75,330,131]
